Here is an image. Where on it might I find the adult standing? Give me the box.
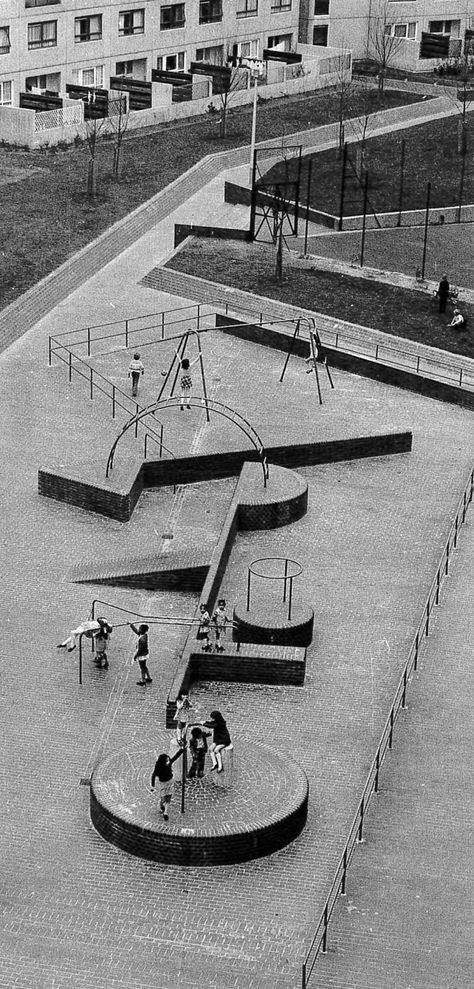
[130,622,153,686]
[437,274,450,313]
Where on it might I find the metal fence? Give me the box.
[302,466,474,988]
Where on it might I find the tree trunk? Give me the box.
[457,118,467,156]
[112,144,120,180]
[87,158,97,197]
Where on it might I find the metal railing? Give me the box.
[301,466,474,988]
[49,341,173,461]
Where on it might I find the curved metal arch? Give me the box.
[106,396,269,486]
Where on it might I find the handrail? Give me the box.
[302,465,474,987]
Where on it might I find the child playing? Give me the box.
[93,622,112,669]
[188,727,211,779]
[202,710,232,774]
[212,599,229,653]
[57,616,112,652]
[196,604,211,651]
[151,750,182,821]
[176,350,199,410]
[174,690,192,746]
[130,622,153,686]
[128,353,145,397]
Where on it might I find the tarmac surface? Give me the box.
[1,97,474,989]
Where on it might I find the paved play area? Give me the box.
[1,96,474,989]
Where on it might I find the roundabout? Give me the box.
[90,733,309,866]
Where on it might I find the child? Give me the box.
[188,727,211,779]
[130,622,153,686]
[93,621,112,669]
[151,750,182,821]
[128,353,144,398]
[202,710,232,774]
[176,350,199,410]
[174,690,192,746]
[57,616,112,652]
[196,604,211,651]
[212,599,229,653]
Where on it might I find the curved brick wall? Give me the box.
[233,603,314,647]
[90,735,309,866]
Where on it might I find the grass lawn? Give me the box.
[260,115,474,217]
[167,238,474,360]
[0,88,422,312]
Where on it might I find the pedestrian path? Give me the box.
[308,515,474,989]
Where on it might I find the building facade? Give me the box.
[0,0,300,107]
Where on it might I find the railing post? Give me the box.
[48,337,52,366]
[462,491,467,523]
[125,319,129,349]
[288,576,293,622]
[401,668,408,709]
[425,599,430,637]
[459,368,463,387]
[335,332,339,348]
[135,404,139,438]
[445,541,450,575]
[112,385,116,419]
[375,344,379,360]
[159,424,163,458]
[388,709,394,749]
[68,351,72,382]
[246,569,251,612]
[414,631,419,671]
[197,304,201,329]
[416,355,420,374]
[357,796,365,842]
[302,961,306,989]
[321,905,329,953]
[90,367,93,400]
[144,434,148,459]
[374,750,380,793]
[87,327,91,357]
[341,848,348,894]
[435,568,441,605]
[454,516,459,548]
[161,312,165,339]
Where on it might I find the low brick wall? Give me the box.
[190,643,306,685]
[38,465,143,523]
[174,223,250,248]
[233,604,314,648]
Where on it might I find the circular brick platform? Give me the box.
[233,601,314,647]
[90,734,308,866]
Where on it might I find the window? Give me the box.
[73,65,104,87]
[0,26,10,54]
[271,0,291,11]
[313,24,328,45]
[27,20,57,49]
[115,58,147,78]
[387,21,417,39]
[267,34,292,49]
[25,71,60,91]
[25,0,60,7]
[428,20,460,37]
[195,44,224,64]
[238,39,259,58]
[160,4,185,29]
[199,0,222,24]
[157,51,185,70]
[314,0,329,13]
[119,9,144,35]
[74,15,102,42]
[237,0,258,17]
[0,80,12,104]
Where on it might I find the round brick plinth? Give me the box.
[90,734,308,866]
[233,602,314,647]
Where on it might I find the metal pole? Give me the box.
[90,367,93,400]
[338,142,347,231]
[396,138,405,227]
[112,385,116,419]
[87,327,91,357]
[283,558,289,604]
[303,159,312,256]
[68,351,72,383]
[360,170,369,268]
[79,634,83,686]
[180,737,187,814]
[249,73,258,186]
[48,337,52,366]
[288,576,293,622]
[196,330,210,423]
[125,319,129,349]
[420,181,431,281]
[279,320,300,383]
[247,569,251,612]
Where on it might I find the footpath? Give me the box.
[308,514,474,989]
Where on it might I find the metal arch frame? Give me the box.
[156,327,210,423]
[106,396,270,487]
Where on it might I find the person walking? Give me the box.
[151,750,182,821]
[437,274,450,313]
[128,353,145,397]
[130,622,153,686]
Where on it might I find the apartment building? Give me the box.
[0,0,301,108]
[298,0,474,70]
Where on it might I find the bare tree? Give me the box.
[367,2,404,93]
[108,94,130,180]
[84,115,106,197]
[333,46,355,157]
[207,62,248,138]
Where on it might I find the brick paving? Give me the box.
[1,98,474,989]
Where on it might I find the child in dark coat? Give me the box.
[188,727,211,778]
